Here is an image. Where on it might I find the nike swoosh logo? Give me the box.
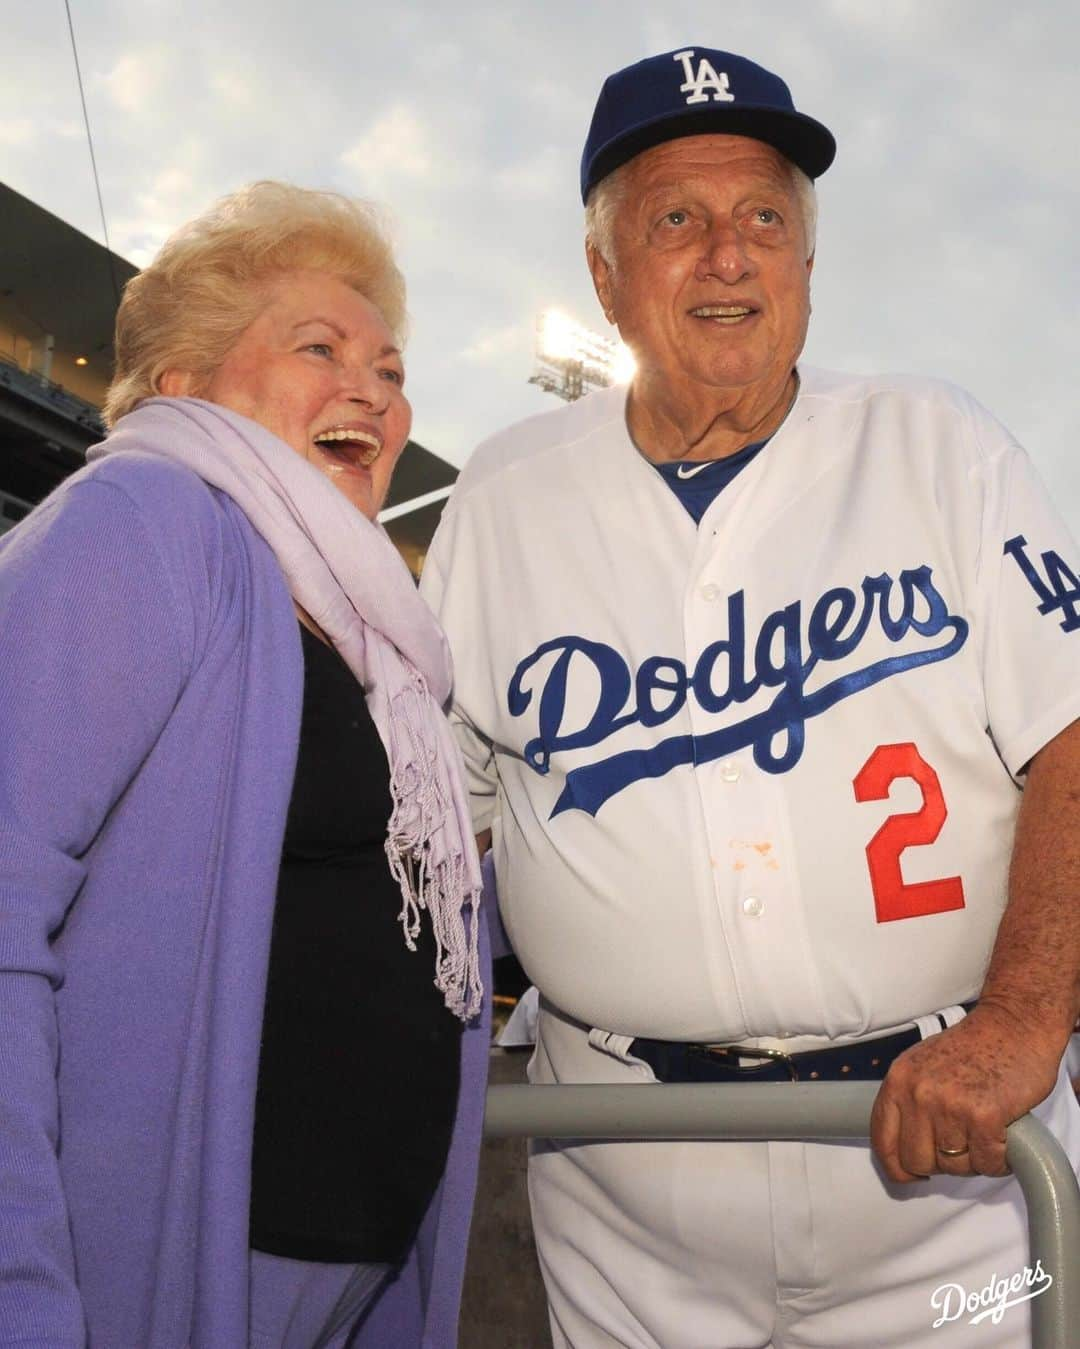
[675,462,714,479]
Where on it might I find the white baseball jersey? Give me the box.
[422,366,1080,1044]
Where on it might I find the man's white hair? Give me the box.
[585,153,817,269]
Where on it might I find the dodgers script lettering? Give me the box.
[508,565,968,817]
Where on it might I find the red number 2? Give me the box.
[852,743,966,923]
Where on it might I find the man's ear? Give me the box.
[806,250,815,279]
[586,240,616,326]
[158,369,197,398]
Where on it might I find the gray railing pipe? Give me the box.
[484,1082,1080,1349]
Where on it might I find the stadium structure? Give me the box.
[0,181,456,574]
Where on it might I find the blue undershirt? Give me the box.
[653,438,768,524]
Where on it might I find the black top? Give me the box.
[250,624,461,1263]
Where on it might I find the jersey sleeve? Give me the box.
[975,428,1080,778]
[420,509,499,836]
[0,477,192,1342]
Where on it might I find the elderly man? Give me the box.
[423,47,1080,1347]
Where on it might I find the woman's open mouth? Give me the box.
[312,426,381,468]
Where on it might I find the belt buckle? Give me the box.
[699,1044,799,1083]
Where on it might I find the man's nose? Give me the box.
[695,224,756,284]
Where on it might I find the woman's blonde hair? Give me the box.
[104,181,406,427]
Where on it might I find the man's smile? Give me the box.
[688,304,757,325]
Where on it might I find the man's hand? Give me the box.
[870,1002,1062,1182]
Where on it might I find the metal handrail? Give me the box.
[484,1082,1080,1348]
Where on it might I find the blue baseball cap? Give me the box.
[581,47,836,203]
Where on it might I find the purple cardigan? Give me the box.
[0,454,491,1347]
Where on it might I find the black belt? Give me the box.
[630,1006,975,1085]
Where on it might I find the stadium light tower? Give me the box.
[529,308,635,402]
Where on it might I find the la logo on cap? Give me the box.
[673,49,736,105]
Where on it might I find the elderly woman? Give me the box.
[0,182,489,1348]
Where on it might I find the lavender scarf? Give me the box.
[88,396,482,1020]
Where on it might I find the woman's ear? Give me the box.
[158,369,197,398]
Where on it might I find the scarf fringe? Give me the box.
[384,675,483,1022]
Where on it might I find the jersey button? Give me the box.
[700,582,721,602]
[742,896,764,918]
[719,760,740,782]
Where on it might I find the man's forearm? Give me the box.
[870,715,1080,1181]
[980,714,1080,1049]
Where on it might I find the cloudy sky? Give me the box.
[3,1,1078,526]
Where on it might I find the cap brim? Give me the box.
[583,106,836,201]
